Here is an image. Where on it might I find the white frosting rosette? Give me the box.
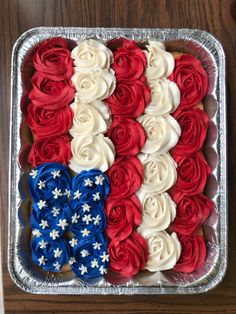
[145,40,174,80]
[71,39,113,70]
[138,152,177,194]
[72,68,116,103]
[137,191,176,234]
[69,100,111,137]
[69,134,115,173]
[140,230,181,272]
[137,114,181,154]
[145,78,180,116]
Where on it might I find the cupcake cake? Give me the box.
[19,36,213,283]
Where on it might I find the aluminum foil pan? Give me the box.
[8,27,227,294]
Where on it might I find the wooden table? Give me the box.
[1,0,236,313]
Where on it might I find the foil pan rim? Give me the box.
[8,27,227,294]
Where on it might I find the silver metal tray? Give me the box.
[8,27,227,294]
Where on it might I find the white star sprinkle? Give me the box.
[52,187,62,199]
[38,180,45,189]
[54,248,62,258]
[95,175,105,185]
[82,214,92,225]
[84,178,93,187]
[49,229,60,240]
[81,228,91,237]
[64,189,71,198]
[99,265,107,275]
[93,215,101,225]
[51,207,60,217]
[57,219,68,230]
[81,249,90,257]
[53,261,61,271]
[71,213,80,224]
[38,255,47,266]
[82,203,91,212]
[74,190,82,200]
[37,200,47,209]
[69,257,76,265]
[51,170,61,179]
[91,258,99,268]
[93,242,102,250]
[39,219,49,229]
[93,192,100,201]
[32,229,42,237]
[39,239,47,249]
[79,264,88,275]
[69,238,78,248]
[100,251,109,263]
[29,169,38,179]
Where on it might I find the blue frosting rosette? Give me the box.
[69,232,109,280]
[28,163,71,205]
[31,236,71,272]
[71,169,110,203]
[68,200,106,238]
[31,203,72,239]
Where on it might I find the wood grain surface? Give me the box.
[1,0,236,313]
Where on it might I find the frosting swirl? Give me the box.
[145,78,180,116]
[72,69,116,103]
[105,195,142,241]
[137,114,181,154]
[138,153,177,194]
[33,38,73,81]
[31,203,72,238]
[145,41,174,80]
[31,236,70,272]
[72,169,110,201]
[68,200,106,238]
[69,232,109,280]
[71,39,113,70]
[140,231,181,272]
[137,192,176,234]
[69,134,115,173]
[69,100,111,137]
[28,163,71,204]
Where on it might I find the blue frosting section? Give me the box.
[31,236,71,272]
[29,163,109,280]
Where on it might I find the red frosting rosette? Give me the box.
[25,104,73,140]
[107,156,144,199]
[171,108,209,155]
[174,234,206,273]
[33,37,74,81]
[169,54,208,111]
[108,232,149,277]
[28,134,71,168]
[105,195,142,241]
[170,151,211,202]
[171,194,213,235]
[28,72,75,110]
[107,117,146,156]
[111,38,147,81]
[106,76,150,117]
